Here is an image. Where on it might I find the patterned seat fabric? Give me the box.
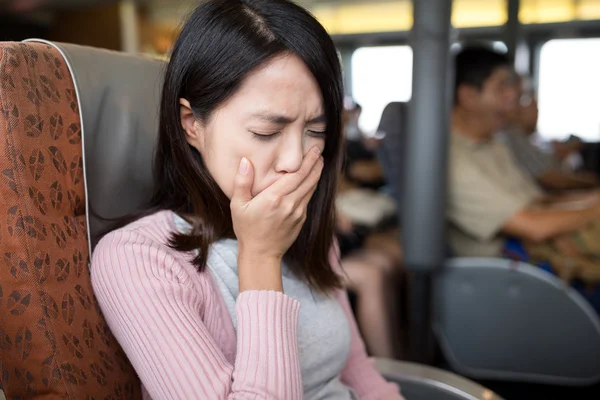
[0,42,141,398]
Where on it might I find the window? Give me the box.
[537,38,600,141]
[351,46,413,135]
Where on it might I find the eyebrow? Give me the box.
[251,113,327,124]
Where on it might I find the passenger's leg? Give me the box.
[364,230,403,266]
[341,251,401,358]
[363,231,406,350]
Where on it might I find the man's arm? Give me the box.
[536,188,600,210]
[502,203,600,243]
[537,169,599,191]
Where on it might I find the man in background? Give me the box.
[447,46,600,296]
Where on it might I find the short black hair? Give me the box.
[454,46,512,104]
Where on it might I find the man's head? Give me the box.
[502,73,539,134]
[347,102,362,124]
[454,46,516,140]
[518,77,539,135]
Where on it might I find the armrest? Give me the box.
[375,358,504,400]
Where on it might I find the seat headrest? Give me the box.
[27,40,166,248]
[377,101,408,140]
[376,101,408,209]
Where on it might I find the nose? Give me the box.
[505,87,519,107]
[274,131,304,174]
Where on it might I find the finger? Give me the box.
[299,172,321,208]
[264,146,322,197]
[290,155,324,204]
[295,159,324,211]
[231,157,255,206]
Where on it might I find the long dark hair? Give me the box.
[147,0,343,292]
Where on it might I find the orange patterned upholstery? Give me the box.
[0,42,141,398]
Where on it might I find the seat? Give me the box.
[376,100,600,386]
[436,258,600,386]
[0,41,141,398]
[22,40,166,248]
[376,101,408,212]
[377,359,503,400]
[0,39,501,399]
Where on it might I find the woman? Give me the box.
[91,0,404,398]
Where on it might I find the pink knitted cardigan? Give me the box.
[91,210,403,399]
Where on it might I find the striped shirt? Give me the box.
[497,129,560,179]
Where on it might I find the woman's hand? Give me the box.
[231,147,324,292]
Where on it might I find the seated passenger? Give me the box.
[331,103,405,359]
[448,46,600,310]
[550,136,587,168]
[499,74,599,191]
[90,1,404,399]
[339,108,401,266]
[336,161,404,359]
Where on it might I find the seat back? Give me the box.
[376,101,409,211]
[0,41,141,398]
[32,41,166,249]
[435,258,600,386]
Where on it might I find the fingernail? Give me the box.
[239,158,249,175]
[312,146,322,155]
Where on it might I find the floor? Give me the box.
[478,380,600,400]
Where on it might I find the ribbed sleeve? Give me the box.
[329,240,404,400]
[91,227,303,400]
[336,289,405,400]
[233,291,302,398]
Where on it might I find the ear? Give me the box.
[456,85,479,110]
[179,98,205,147]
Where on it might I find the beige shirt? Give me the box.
[447,133,543,257]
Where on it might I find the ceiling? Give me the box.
[145,0,401,25]
[0,0,402,29]
[0,0,396,15]
[0,0,120,12]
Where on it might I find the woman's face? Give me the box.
[180,53,326,198]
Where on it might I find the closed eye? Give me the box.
[308,130,326,138]
[250,131,281,141]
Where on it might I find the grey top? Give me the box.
[174,214,356,400]
[497,129,559,179]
